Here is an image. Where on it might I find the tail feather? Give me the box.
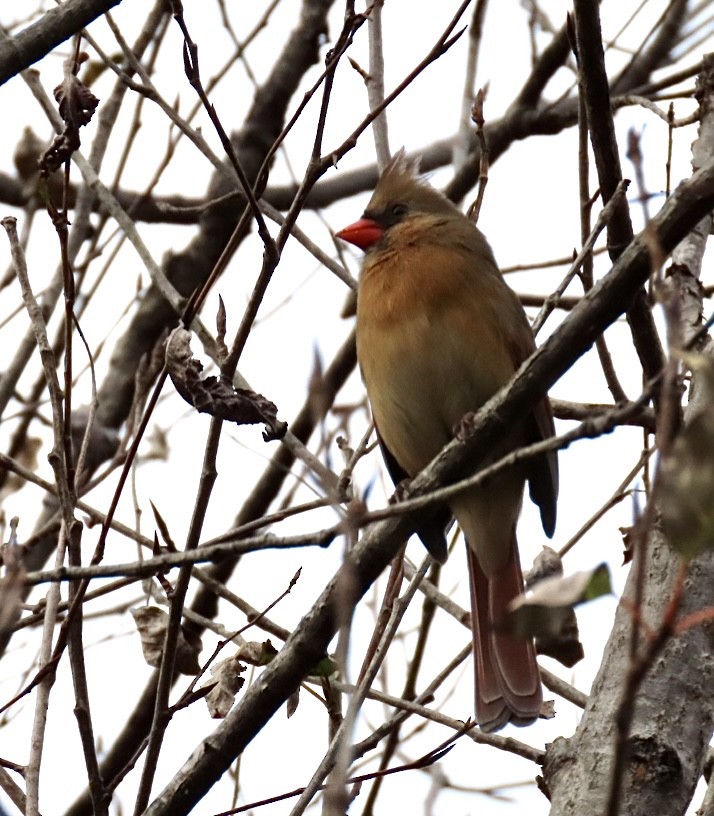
[467,536,542,731]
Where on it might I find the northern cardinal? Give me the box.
[336,151,558,731]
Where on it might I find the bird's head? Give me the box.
[336,149,462,251]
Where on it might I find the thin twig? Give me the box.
[287,557,431,816]
[531,180,630,336]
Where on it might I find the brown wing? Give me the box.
[527,398,558,537]
[504,299,558,538]
[376,425,451,564]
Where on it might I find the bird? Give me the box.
[335,150,558,731]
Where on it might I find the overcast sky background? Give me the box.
[0,1,712,814]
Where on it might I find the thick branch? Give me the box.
[0,0,123,86]
[574,0,666,402]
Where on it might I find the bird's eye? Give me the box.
[390,202,408,217]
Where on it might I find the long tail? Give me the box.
[467,534,542,731]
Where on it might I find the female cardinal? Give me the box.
[336,151,558,731]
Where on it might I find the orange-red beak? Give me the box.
[335,218,384,251]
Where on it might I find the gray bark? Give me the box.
[545,52,714,816]
[545,537,714,815]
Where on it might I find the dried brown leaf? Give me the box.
[131,607,167,668]
[235,639,278,666]
[204,655,246,718]
[40,59,99,175]
[165,329,287,441]
[131,606,201,675]
[526,547,584,667]
[525,545,564,587]
[504,564,611,645]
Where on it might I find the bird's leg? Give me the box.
[453,410,477,442]
[389,478,413,505]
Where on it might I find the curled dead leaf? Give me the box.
[525,545,563,587]
[165,329,287,442]
[504,563,611,646]
[131,606,201,675]
[40,58,98,175]
[204,655,246,718]
[525,547,584,667]
[235,639,278,666]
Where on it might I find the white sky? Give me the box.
[0,1,711,815]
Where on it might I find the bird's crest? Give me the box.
[370,148,460,219]
[379,148,424,188]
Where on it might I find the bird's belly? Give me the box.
[358,309,501,477]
